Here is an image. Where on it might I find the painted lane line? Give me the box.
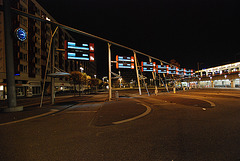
[0,109,59,126]
[178,94,216,107]
[112,102,151,125]
[66,111,97,113]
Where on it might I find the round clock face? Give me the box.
[16,28,27,41]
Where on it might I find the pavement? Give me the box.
[1,89,240,161]
[0,94,150,126]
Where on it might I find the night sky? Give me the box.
[37,0,240,77]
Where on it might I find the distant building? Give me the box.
[0,0,96,99]
[192,62,240,88]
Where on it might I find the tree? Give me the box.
[170,59,180,68]
[69,71,83,96]
[88,78,101,93]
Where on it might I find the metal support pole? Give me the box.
[149,57,158,95]
[133,51,141,95]
[161,61,169,92]
[3,0,23,112]
[40,26,58,107]
[51,36,55,104]
[108,43,112,101]
[138,61,150,96]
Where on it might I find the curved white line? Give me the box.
[179,94,216,107]
[0,109,59,126]
[112,102,151,125]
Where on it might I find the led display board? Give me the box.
[157,65,168,69]
[115,55,134,69]
[141,62,156,72]
[116,62,134,69]
[142,67,156,72]
[116,55,134,62]
[178,68,185,75]
[65,41,95,61]
[157,69,168,74]
[141,62,156,67]
[156,65,168,74]
[185,69,194,76]
[168,67,177,71]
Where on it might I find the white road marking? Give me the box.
[66,111,97,113]
[0,109,59,126]
[112,102,151,125]
[178,94,216,107]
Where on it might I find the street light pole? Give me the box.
[3,0,23,112]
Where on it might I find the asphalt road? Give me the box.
[1,88,240,161]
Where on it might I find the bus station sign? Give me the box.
[65,41,94,61]
[141,62,156,72]
[116,55,134,69]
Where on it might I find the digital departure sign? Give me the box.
[168,67,178,75]
[156,65,169,74]
[142,62,156,67]
[117,62,134,69]
[65,41,95,61]
[141,62,156,72]
[116,55,134,69]
[178,68,185,75]
[185,69,194,76]
[142,67,156,72]
[116,55,134,62]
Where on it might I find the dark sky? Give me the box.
[37,0,240,76]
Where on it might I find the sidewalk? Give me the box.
[0,94,104,125]
[0,95,150,126]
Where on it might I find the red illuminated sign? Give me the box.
[64,40,67,60]
[90,53,95,62]
[89,43,94,52]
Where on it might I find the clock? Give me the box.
[16,28,27,41]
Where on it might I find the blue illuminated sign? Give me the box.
[141,61,156,72]
[67,42,90,61]
[16,28,27,41]
[117,62,134,69]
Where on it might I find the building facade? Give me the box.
[0,0,96,99]
[190,62,240,88]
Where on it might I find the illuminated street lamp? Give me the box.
[80,67,84,73]
[119,78,122,88]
